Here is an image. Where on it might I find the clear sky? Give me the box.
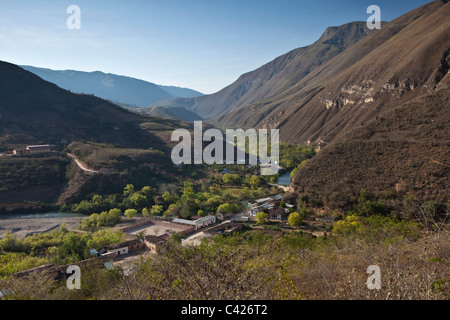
[0,0,432,94]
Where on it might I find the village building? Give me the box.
[13,144,54,155]
[270,208,288,221]
[172,215,216,230]
[13,148,28,155]
[144,235,166,254]
[27,145,53,153]
[106,239,145,256]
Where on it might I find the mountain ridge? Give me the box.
[215,0,450,148]
[152,21,376,120]
[20,65,204,108]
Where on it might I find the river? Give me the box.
[0,212,85,220]
[276,172,291,186]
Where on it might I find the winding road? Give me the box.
[67,153,99,174]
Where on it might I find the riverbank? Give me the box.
[0,212,85,239]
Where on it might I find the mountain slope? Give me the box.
[157,85,204,99]
[0,61,190,206]
[217,0,450,147]
[0,62,171,151]
[144,106,203,121]
[20,66,204,108]
[152,21,374,119]
[290,88,450,210]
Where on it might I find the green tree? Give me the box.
[124,209,138,219]
[141,186,153,197]
[108,208,122,224]
[209,184,221,195]
[256,211,268,224]
[129,193,148,210]
[197,209,205,217]
[332,214,362,235]
[150,204,163,216]
[288,212,302,227]
[249,175,262,189]
[223,173,241,185]
[217,202,240,215]
[57,234,88,263]
[123,184,135,196]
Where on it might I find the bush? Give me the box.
[288,212,302,227]
[124,209,138,219]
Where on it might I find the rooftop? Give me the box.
[144,235,166,244]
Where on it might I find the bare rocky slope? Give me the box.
[216,1,450,148]
[290,88,449,211]
[152,21,374,120]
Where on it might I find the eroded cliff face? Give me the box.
[290,88,450,211]
[216,1,450,150]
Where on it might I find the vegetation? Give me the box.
[80,208,122,231]
[0,228,125,277]
[255,211,269,224]
[288,212,302,227]
[0,155,69,193]
[1,212,447,300]
[279,143,316,171]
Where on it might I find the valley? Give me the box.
[0,0,448,302]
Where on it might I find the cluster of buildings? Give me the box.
[13,144,54,155]
[103,216,217,257]
[243,194,293,221]
[104,234,169,256]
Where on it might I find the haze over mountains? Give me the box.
[20,65,204,108]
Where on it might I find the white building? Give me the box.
[173,215,216,230]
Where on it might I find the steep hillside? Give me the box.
[144,106,203,121]
[153,21,374,119]
[0,62,172,152]
[218,1,450,147]
[157,85,204,99]
[290,89,449,210]
[20,66,204,108]
[0,61,190,206]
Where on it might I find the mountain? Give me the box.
[144,106,203,121]
[0,61,190,206]
[152,21,375,120]
[216,0,450,147]
[0,62,176,151]
[290,88,450,211]
[157,85,204,99]
[20,66,204,108]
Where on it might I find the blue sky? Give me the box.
[0,0,432,94]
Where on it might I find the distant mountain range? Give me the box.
[0,61,194,204]
[1,62,181,151]
[20,65,204,108]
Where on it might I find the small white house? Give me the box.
[108,246,128,256]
